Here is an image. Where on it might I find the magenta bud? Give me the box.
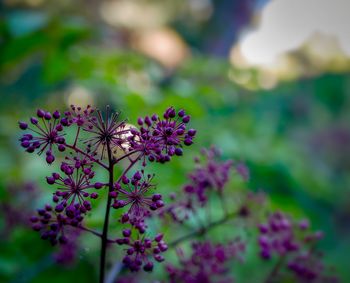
[154,234,163,242]
[188,129,196,136]
[182,115,190,123]
[137,118,144,125]
[94,182,104,189]
[30,117,38,124]
[53,111,60,119]
[122,229,131,237]
[178,109,185,117]
[143,262,154,272]
[37,109,45,118]
[19,122,28,130]
[44,112,52,120]
[46,155,55,164]
[58,144,65,152]
[46,176,55,185]
[90,192,98,199]
[109,191,118,198]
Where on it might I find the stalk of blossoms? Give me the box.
[19,105,196,283]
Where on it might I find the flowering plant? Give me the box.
[19,105,196,282]
[19,105,337,283]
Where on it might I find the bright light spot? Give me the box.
[65,86,94,108]
[100,0,168,29]
[132,27,189,69]
[235,0,350,66]
[113,123,138,159]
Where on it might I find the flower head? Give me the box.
[19,109,66,164]
[46,158,103,215]
[183,147,232,205]
[167,239,245,283]
[257,212,324,260]
[128,107,196,165]
[30,204,83,246]
[287,252,338,282]
[111,171,163,225]
[116,231,167,272]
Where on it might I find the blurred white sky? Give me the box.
[237,0,350,66]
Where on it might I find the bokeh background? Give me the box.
[1,0,350,282]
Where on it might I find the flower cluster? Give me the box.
[0,182,39,238]
[167,239,245,283]
[257,212,337,282]
[53,229,81,265]
[19,106,338,282]
[162,147,235,224]
[287,252,338,283]
[183,147,232,205]
[111,171,164,229]
[128,107,196,165]
[30,204,83,246]
[257,212,322,259]
[116,230,167,272]
[46,158,103,216]
[19,109,66,164]
[19,105,196,281]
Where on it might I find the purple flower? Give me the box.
[116,231,167,272]
[30,204,83,246]
[183,147,232,205]
[111,171,163,223]
[128,107,196,165]
[257,212,299,259]
[47,160,102,214]
[54,228,81,265]
[167,240,245,283]
[62,105,95,127]
[18,109,66,164]
[287,251,338,283]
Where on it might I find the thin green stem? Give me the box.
[263,256,285,283]
[169,210,238,248]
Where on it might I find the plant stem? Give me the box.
[78,225,102,238]
[169,210,238,248]
[263,256,285,283]
[99,151,141,283]
[99,143,114,283]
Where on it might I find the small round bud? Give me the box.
[137,118,144,125]
[53,111,60,119]
[44,112,52,120]
[58,144,65,152]
[122,229,131,237]
[182,115,190,123]
[188,129,196,136]
[184,138,193,146]
[175,148,183,156]
[37,109,45,118]
[19,122,28,130]
[143,262,153,272]
[30,117,38,124]
[46,176,55,185]
[94,182,104,189]
[122,176,129,184]
[46,154,55,164]
[90,192,98,199]
[154,234,163,242]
